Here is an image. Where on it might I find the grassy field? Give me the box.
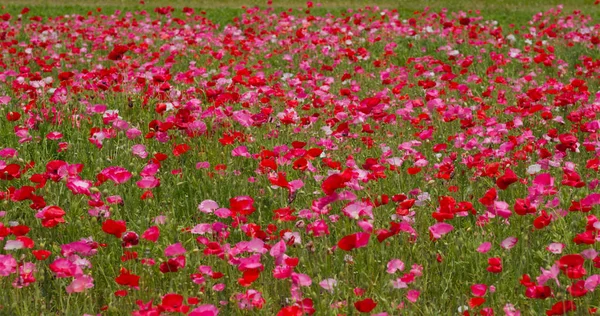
[2,0,600,26]
[1,0,600,315]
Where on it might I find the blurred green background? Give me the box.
[2,0,599,26]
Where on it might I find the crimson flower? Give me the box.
[115,268,140,289]
[486,257,502,273]
[337,232,370,251]
[102,219,127,238]
[496,168,518,190]
[546,300,575,316]
[558,254,586,279]
[354,298,377,313]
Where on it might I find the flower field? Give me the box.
[2,1,600,315]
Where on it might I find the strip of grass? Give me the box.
[2,0,599,27]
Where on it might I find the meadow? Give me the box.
[1,0,600,315]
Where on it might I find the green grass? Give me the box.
[2,0,599,26]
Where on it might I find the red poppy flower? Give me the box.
[108,45,129,61]
[525,285,553,299]
[115,268,140,288]
[229,196,255,216]
[172,144,190,157]
[32,249,51,261]
[486,257,502,273]
[514,198,536,215]
[354,298,377,313]
[159,293,189,314]
[558,254,586,279]
[469,297,486,308]
[277,306,302,316]
[546,300,576,316]
[533,210,552,229]
[102,219,127,238]
[496,168,518,190]
[338,232,370,251]
[321,174,347,195]
[6,112,21,122]
[478,188,497,206]
[566,280,588,297]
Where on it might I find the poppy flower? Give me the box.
[0,255,17,276]
[514,198,536,215]
[471,284,488,297]
[173,144,190,157]
[566,280,587,297]
[546,300,575,315]
[159,255,186,273]
[429,222,454,240]
[337,232,370,251]
[115,268,140,288]
[142,226,160,242]
[478,188,497,206]
[525,285,553,299]
[108,45,129,61]
[189,305,219,316]
[533,210,552,229]
[102,219,127,238]
[496,168,518,190]
[321,173,347,195]
[6,112,21,122]
[558,254,586,279]
[487,257,502,273]
[159,293,189,314]
[469,297,486,308]
[229,196,255,216]
[35,206,66,228]
[66,275,94,293]
[121,231,139,248]
[354,298,377,313]
[32,250,51,261]
[277,306,302,316]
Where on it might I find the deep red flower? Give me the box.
[566,280,588,297]
[6,112,21,122]
[102,219,127,238]
[525,285,553,299]
[121,231,140,248]
[238,268,261,287]
[229,196,255,216]
[478,188,497,206]
[159,255,186,273]
[533,210,552,229]
[514,198,536,215]
[337,232,370,251]
[486,257,502,273]
[469,297,486,308]
[354,298,377,313]
[159,293,189,314]
[557,134,578,152]
[115,268,141,288]
[546,300,576,316]
[172,144,190,157]
[115,290,128,297]
[496,168,518,190]
[32,249,51,261]
[277,306,302,316]
[321,173,347,195]
[36,206,66,228]
[108,45,129,61]
[558,254,586,279]
[10,225,29,236]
